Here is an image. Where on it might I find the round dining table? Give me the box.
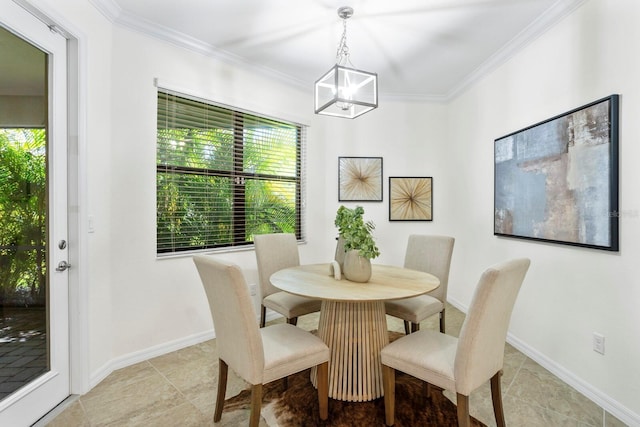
[270,263,439,402]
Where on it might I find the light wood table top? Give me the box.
[270,263,439,302]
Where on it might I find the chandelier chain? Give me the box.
[336,17,353,67]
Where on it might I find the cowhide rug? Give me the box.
[224,368,487,427]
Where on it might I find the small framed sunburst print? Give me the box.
[389,177,433,221]
[338,157,383,202]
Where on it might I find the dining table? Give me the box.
[270,262,439,402]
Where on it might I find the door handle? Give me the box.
[55,260,71,272]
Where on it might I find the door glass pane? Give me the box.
[0,26,48,401]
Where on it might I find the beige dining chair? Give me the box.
[192,255,329,427]
[385,235,455,334]
[381,258,531,427]
[254,233,321,327]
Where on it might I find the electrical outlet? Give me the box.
[593,332,605,355]
[249,284,257,296]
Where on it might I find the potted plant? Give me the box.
[334,205,380,282]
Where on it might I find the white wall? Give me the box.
[107,27,322,362]
[446,0,640,421]
[104,25,453,358]
[306,101,451,267]
[98,27,460,392]
[20,0,640,423]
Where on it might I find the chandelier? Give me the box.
[314,6,378,119]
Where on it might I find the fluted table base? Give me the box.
[311,300,388,401]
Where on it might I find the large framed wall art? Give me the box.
[494,95,619,251]
[338,157,383,201]
[389,176,433,221]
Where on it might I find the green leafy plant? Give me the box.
[334,205,380,259]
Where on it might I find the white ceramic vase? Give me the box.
[343,249,372,283]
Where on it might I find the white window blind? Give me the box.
[156,90,304,254]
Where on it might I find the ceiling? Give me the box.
[2,0,586,100]
[91,0,585,101]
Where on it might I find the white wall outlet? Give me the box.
[593,332,605,355]
[249,284,257,296]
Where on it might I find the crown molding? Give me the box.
[89,0,588,104]
[380,92,448,104]
[446,0,588,101]
[88,0,309,92]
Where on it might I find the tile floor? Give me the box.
[41,304,627,426]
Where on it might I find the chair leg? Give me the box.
[491,371,506,427]
[411,322,420,333]
[287,316,298,326]
[403,320,411,335]
[214,359,228,422]
[249,383,263,427]
[282,376,288,390]
[416,381,430,407]
[456,393,471,427]
[316,361,329,420]
[439,308,446,333]
[382,365,396,426]
[260,305,266,328]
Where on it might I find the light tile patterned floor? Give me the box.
[41,304,627,426]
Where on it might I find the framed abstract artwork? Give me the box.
[494,94,619,251]
[338,157,383,201]
[389,177,433,221]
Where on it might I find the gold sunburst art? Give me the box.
[338,157,383,201]
[389,177,433,221]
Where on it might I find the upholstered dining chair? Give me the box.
[254,233,321,327]
[380,258,531,427]
[385,235,455,334]
[192,255,329,427]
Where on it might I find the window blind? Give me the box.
[156,90,304,254]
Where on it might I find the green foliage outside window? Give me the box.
[0,129,47,306]
[156,91,301,254]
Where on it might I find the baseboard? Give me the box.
[90,329,215,389]
[89,311,283,390]
[447,297,640,427]
[505,333,640,426]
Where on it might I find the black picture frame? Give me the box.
[389,176,433,221]
[338,157,383,202]
[494,94,619,251]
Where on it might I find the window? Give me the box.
[156,90,304,255]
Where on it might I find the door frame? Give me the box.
[14,0,90,399]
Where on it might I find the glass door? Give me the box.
[0,1,69,425]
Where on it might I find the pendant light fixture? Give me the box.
[314,6,378,119]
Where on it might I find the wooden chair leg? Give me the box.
[456,393,471,427]
[316,361,329,420]
[403,320,411,335]
[287,316,298,326]
[416,381,430,407]
[411,322,420,333]
[439,308,446,333]
[382,365,396,426]
[491,371,506,427]
[249,383,263,427]
[214,359,228,422]
[260,305,266,328]
[282,376,288,390]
